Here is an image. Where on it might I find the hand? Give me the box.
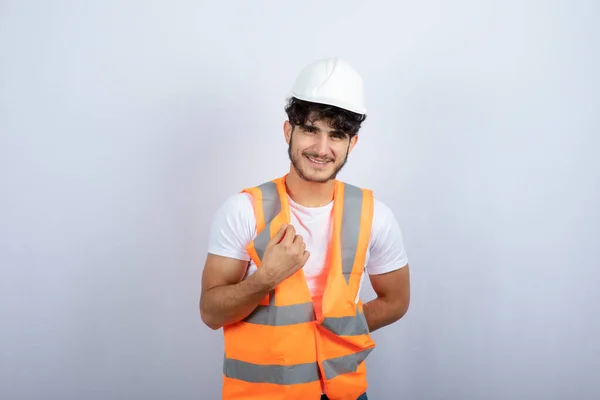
[256,224,310,288]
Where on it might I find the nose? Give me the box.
[314,133,330,156]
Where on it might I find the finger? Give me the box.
[301,250,310,264]
[281,225,296,244]
[297,241,306,254]
[293,234,304,244]
[291,238,304,253]
[268,223,288,245]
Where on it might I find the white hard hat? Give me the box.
[290,57,367,115]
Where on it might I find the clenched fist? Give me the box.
[256,224,310,288]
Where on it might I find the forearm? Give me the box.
[363,297,409,332]
[200,271,273,330]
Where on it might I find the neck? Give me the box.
[285,169,335,207]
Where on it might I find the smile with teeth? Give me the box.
[306,156,331,165]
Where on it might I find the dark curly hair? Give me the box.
[284,97,367,137]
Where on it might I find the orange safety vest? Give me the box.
[221,175,376,400]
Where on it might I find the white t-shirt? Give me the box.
[207,191,409,315]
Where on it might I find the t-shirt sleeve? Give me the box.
[207,192,256,261]
[366,198,409,275]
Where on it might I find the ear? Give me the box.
[347,134,359,154]
[284,121,293,144]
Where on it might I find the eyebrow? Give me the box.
[301,123,346,136]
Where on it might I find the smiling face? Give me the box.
[285,116,358,183]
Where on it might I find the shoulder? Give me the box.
[218,192,254,215]
[207,192,256,261]
[212,192,256,233]
[366,194,409,274]
[343,183,397,235]
[370,196,399,242]
[372,196,394,220]
[346,183,402,247]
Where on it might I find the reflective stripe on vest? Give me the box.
[223,347,373,385]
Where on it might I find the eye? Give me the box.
[303,125,316,133]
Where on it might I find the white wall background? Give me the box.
[1,1,599,399]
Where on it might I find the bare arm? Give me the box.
[199,253,273,330]
[363,264,410,332]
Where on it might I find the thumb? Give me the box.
[268,223,288,245]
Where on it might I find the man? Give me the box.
[200,57,410,400]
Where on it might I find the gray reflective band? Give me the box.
[223,358,320,385]
[244,301,316,326]
[321,308,369,336]
[322,347,374,380]
[253,181,281,262]
[340,183,363,283]
[257,181,281,225]
[223,349,373,385]
[253,225,271,261]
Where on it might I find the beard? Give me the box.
[287,133,350,183]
